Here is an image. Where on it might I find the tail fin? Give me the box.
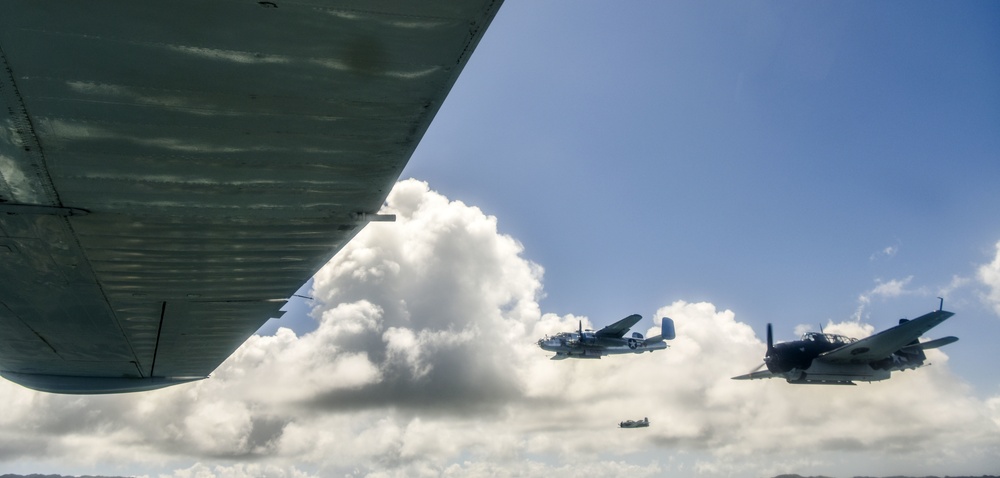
[661,317,676,340]
[643,317,676,344]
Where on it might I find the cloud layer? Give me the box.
[0,180,997,478]
[978,241,1000,317]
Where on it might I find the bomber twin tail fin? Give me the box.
[643,317,676,345]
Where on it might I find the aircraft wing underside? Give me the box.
[0,0,503,393]
[730,369,778,381]
[817,309,955,365]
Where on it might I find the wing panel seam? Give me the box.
[150,301,166,377]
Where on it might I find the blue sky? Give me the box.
[404,0,1000,395]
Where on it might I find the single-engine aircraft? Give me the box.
[538,314,675,360]
[619,417,650,428]
[732,301,958,385]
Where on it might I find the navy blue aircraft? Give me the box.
[733,302,958,385]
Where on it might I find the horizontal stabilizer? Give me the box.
[902,335,959,352]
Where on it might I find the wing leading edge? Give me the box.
[0,0,504,393]
[731,369,778,381]
[596,314,643,338]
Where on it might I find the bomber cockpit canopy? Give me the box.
[546,331,585,343]
[800,332,858,345]
[542,329,597,345]
[549,332,576,342]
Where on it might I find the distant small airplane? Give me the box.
[619,417,650,428]
[538,314,675,360]
[732,301,958,385]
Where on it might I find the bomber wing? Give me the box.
[817,309,955,365]
[596,314,643,338]
[0,0,503,393]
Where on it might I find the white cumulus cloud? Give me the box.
[0,179,996,477]
[978,240,1000,317]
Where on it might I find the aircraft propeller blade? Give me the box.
[761,323,777,372]
[750,362,767,373]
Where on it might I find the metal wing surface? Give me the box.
[817,310,955,365]
[595,314,642,339]
[0,0,503,393]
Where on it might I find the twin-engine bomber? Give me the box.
[537,314,675,360]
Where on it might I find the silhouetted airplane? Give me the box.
[733,301,957,385]
[619,417,650,428]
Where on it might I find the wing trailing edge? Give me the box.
[1,372,205,394]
